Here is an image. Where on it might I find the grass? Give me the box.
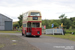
[12,43,17,45]
[43,29,75,41]
[45,34,75,41]
[0,44,4,48]
[65,29,75,33]
[0,31,21,33]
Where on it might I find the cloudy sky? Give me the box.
[0,0,75,22]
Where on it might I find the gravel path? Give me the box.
[0,34,39,50]
[0,33,75,50]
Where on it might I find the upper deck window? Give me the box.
[23,12,28,17]
[30,12,40,16]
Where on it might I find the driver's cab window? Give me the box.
[32,23,40,27]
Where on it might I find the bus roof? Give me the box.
[27,10,40,13]
[23,10,41,16]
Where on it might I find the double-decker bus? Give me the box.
[22,10,42,37]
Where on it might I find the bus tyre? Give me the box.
[22,32,24,36]
[24,31,27,37]
[24,34,28,37]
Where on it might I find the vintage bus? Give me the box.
[22,10,42,37]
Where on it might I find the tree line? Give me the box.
[42,14,75,29]
[13,14,75,29]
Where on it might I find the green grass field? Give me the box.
[65,29,75,32]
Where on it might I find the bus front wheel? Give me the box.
[22,32,24,36]
[24,31,28,37]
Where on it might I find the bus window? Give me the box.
[26,12,28,16]
[30,12,40,16]
[23,24,26,27]
[27,23,31,27]
[36,23,40,27]
[32,23,40,27]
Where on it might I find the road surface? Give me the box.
[0,33,75,50]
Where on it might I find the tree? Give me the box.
[42,19,50,29]
[72,21,75,28]
[70,17,75,22]
[18,15,23,27]
[49,20,60,28]
[53,22,59,27]
[42,19,61,29]
[65,19,72,29]
[13,23,19,27]
[59,14,67,19]
[59,14,72,29]
[70,17,75,29]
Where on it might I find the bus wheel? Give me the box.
[22,32,24,36]
[24,31,27,37]
[24,34,28,37]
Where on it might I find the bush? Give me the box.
[13,23,19,27]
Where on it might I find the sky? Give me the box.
[0,0,75,22]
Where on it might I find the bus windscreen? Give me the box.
[32,23,40,27]
[30,12,40,16]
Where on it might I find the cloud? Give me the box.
[0,0,75,7]
[0,0,43,7]
[0,0,75,21]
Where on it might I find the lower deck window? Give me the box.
[27,22,40,27]
[32,23,40,27]
[23,24,26,27]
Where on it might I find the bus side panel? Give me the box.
[31,28,42,36]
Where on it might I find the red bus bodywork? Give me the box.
[22,27,42,36]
